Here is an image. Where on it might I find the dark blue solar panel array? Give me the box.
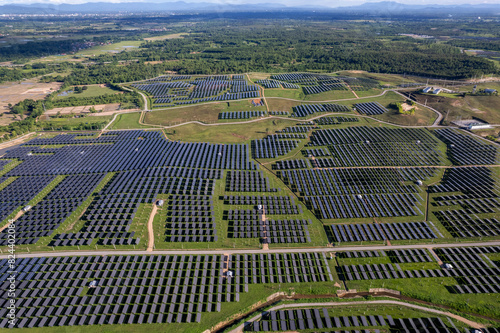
[245,308,457,332]
[252,135,300,159]
[309,127,442,167]
[0,175,56,221]
[0,252,332,329]
[430,167,500,238]
[270,73,347,95]
[165,195,217,242]
[435,128,499,165]
[354,102,388,115]
[2,131,255,176]
[0,174,105,246]
[436,246,500,294]
[314,116,359,125]
[219,111,266,120]
[255,80,281,88]
[53,166,222,246]
[132,75,261,107]
[0,159,11,170]
[279,168,433,220]
[292,104,350,118]
[326,221,437,243]
[0,130,258,247]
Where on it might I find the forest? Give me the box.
[76,23,496,79]
[1,19,498,82]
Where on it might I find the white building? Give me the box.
[467,123,492,130]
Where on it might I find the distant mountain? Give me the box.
[0,1,499,15]
[0,1,287,14]
[333,1,500,15]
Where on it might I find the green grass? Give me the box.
[143,33,189,41]
[264,89,304,100]
[303,89,356,101]
[55,85,121,99]
[337,71,418,87]
[370,105,437,126]
[75,41,144,56]
[110,112,150,129]
[165,118,299,144]
[144,100,267,126]
[39,115,112,130]
[266,98,302,112]
[0,160,22,178]
[354,88,384,98]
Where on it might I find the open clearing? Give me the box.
[144,100,267,125]
[143,33,189,41]
[412,91,500,124]
[54,85,122,99]
[110,112,150,129]
[46,103,124,116]
[0,80,62,125]
[75,41,143,56]
[165,118,299,144]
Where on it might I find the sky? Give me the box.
[1,0,499,6]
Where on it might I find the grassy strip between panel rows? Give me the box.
[0,175,66,229]
[8,172,115,253]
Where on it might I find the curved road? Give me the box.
[228,300,485,333]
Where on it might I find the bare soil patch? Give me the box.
[401,103,414,112]
[46,103,123,116]
[0,80,62,125]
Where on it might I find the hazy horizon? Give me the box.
[2,0,500,7]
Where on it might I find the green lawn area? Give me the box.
[266,98,302,112]
[264,88,304,100]
[144,100,267,126]
[55,85,121,99]
[337,71,418,87]
[110,112,150,129]
[144,33,189,41]
[354,88,384,98]
[75,40,144,56]
[265,88,357,102]
[39,115,112,130]
[165,118,298,144]
[303,89,356,101]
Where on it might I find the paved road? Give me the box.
[0,132,37,153]
[228,300,484,333]
[2,240,499,259]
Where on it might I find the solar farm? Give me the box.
[1,73,500,332]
